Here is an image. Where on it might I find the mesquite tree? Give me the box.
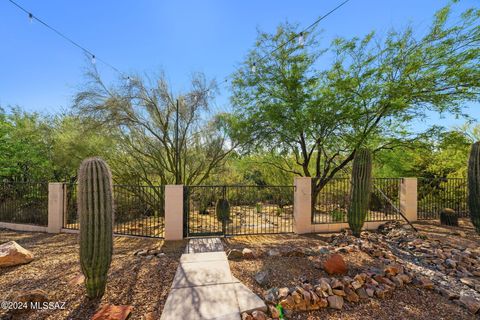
[227,4,480,200]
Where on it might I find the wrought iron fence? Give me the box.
[184,185,294,237]
[0,182,48,226]
[417,178,469,220]
[63,183,165,238]
[312,178,402,224]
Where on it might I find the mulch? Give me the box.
[0,230,186,320]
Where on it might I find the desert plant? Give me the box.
[468,142,480,234]
[347,148,372,237]
[331,209,345,222]
[216,198,230,222]
[78,157,114,299]
[255,202,263,213]
[440,208,458,226]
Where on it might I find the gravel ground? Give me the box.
[226,233,477,320]
[0,230,186,320]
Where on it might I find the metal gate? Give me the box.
[183,185,294,237]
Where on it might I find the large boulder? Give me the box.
[0,241,34,267]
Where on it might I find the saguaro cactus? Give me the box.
[468,142,480,234]
[348,148,372,237]
[216,198,230,222]
[78,157,114,298]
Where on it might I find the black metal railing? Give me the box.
[418,178,469,220]
[312,178,402,224]
[0,182,48,226]
[63,183,165,238]
[184,185,294,237]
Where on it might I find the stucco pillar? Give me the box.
[294,177,313,234]
[165,185,184,240]
[400,178,417,223]
[48,183,64,233]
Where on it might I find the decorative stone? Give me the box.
[332,289,346,296]
[323,254,347,275]
[351,280,363,290]
[267,249,281,257]
[254,270,269,286]
[268,304,281,318]
[242,248,255,259]
[416,277,434,290]
[458,295,480,314]
[13,289,49,312]
[0,241,34,267]
[92,305,133,320]
[356,287,369,300]
[279,296,295,310]
[384,264,403,276]
[344,287,359,303]
[277,287,289,300]
[327,295,344,310]
[242,313,253,320]
[251,310,267,320]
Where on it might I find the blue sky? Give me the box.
[0,0,478,128]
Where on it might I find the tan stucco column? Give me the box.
[47,183,64,233]
[165,185,184,240]
[400,178,417,222]
[294,177,313,234]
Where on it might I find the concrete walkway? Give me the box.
[161,238,266,320]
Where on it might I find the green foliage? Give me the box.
[348,149,372,237]
[468,142,480,234]
[78,157,113,299]
[330,209,345,222]
[227,4,480,194]
[215,198,230,222]
[255,203,262,213]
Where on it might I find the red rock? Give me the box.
[323,254,347,275]
[92,305,133,320]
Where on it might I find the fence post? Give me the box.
[294,177,312,234]
[47,182,64,233]
[165,185,184,240]
[400,178,417,222]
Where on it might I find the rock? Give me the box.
[327,295,344,310]
[375,287,386,299]
[267,249,281,257]
[134,249,147,256]
[147,249,161,255]
[416,276,434,290]
[12,289,49,312]
[268,304,281,318]
[332,289,346,296]
[251,310,267,320]
[0,241,34,267]
[242,312,254,320]
[397,273,412,284]
[323,254,347,275]
[384,264,403,276]
[356,287,369,300]
[279,295,295,310]
[277,287,289,300]
[344,287,359,303]
[254,270,269,286]
[156,252,166,257]
[391,275,404,288]
[458,295,480,314]
[351,280,363,290]
[438,288,459,300]
[227,249,243,260]
[330,278,344,290]
[92,305,133,320]
[445,259,457,269]
[365,287,375,298]
[242,248,255,259]
[460,278,476,288]
[264,288,278,304]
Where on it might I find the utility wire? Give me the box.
[7,0,124,76]
[7,0,350,83]
[222,0,351,84]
